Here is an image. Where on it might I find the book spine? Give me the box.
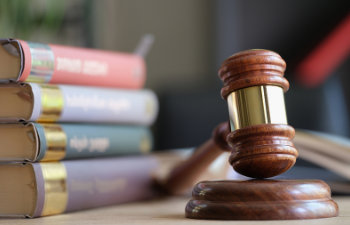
[18,40,146,89]
[33,123,153,162]
[31,157,158,217]
[29,83,158,125]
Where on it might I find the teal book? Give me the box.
[0,122,152,162]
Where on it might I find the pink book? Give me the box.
[0,38,146,89]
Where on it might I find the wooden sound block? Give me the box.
[185,179,339,220]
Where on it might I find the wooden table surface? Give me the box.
[1,196,350,225]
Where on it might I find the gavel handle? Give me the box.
[162,122,231,195]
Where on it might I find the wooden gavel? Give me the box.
[164,50,299,190]
[161,49,338,220]
[220,50,298,178]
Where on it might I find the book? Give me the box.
[0,82,158,125]
[0,156,158,218]
[0,148,231,218]
[0,148,229,218]
[0,122,152,162]
[294,129,350,179]
[0,38,146,88]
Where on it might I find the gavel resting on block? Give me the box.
[163,50,339,220]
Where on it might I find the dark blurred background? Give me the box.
[2,0,349,150]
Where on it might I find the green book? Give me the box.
[0,122,152,162]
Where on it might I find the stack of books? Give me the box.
[0,38,160,218]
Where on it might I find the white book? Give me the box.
[0,83,158,125]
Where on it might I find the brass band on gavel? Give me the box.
[227,85,287,130]
[218,49,298,179]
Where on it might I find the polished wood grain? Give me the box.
[219,49,296,179]
[186,180,339,220]
[184,49,339,220]
[227,124,298,178]
[161,122,231,195]
[218,49,289,99]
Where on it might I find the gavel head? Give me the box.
[219,49,298,178]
